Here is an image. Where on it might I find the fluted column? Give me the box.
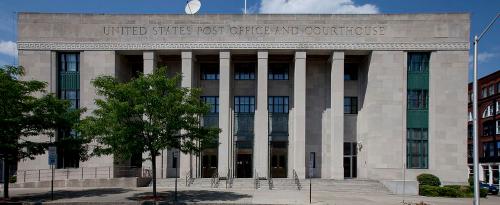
[218,51,231,177]
[331,51,344,179]
[255,51,269,178]
[293,51,306,178]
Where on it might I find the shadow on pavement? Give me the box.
[8,188,131,202]
[128,190,252,203]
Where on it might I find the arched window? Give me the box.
[482,105,493,118]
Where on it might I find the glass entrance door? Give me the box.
[201,148,218,178]
[236,142,253,178]
[344,142,357,178]
[270,142,287,178]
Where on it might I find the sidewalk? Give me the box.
[2,187,500,205]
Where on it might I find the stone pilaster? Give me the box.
[331,51,344,179]
[255,51,269,178]
[143,51,157,74]
[180,51,194,178]
[293,51,306,178]
[218,51,231,178]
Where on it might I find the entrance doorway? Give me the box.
[236,142,253,178]
[270,142,287,178]
[201,148,218,178]
[344,142,357,178]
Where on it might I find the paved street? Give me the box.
[1,187,500,204]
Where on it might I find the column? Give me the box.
[488,164,493,184]
[143,51,157,74]
[293,51,306,178]
[218,51,231,177]
[331,51,345,179]
[142,51,163,177]
[180,51,194,177]
[255,51,269,178]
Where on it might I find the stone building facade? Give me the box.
[16,13,469,184]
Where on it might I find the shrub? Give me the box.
[419,185,440,197]
[417,173,441,187]
[437,186,462,197]
[480,188,488,198]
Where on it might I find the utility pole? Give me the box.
[472,13,499,205]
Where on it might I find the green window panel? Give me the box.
[407,52,430,169]
[59,72,80,90]
[407,110,429,128]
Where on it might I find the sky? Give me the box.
[0,0,498,81]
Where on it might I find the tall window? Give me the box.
[344,97,358,114]
[407,53,429,73]
[489,85,495,96]
[407,90,428,109]
[57,53,80,168]
[482,88,488,98]
[234,63,256,80]
[268,63,289,80]
[201,96,219,113]
[496,120,500,135]
[268,96,289,113]
[344,64,358,80]
[483,121,495,136]
[200,63,219,80]
[234,96,255,113]
[407,128,428,169]
[483,105,493,118]
[407,52,430,169]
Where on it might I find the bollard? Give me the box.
[67,169,69,179]
[95,167,97,178]
[108,167,111,179]
[38,170,41,181]
[24,170,26,182]
[82,167,84,179]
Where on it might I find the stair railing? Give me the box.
[254,169,260,189]
[226,169,233,189]
[268,173,274,190]
[210,171,219,188]
[293,169,302,190]
[185,171,194,187]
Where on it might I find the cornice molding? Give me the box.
[17,41,469,51]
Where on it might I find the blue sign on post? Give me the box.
[48,146,57,166]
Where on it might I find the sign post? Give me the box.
[308,155,314,204]
[48,146,57,200]
[174,151,178,203]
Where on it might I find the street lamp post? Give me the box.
[472,13,499,205]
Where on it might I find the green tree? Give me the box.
[0,65,84,199]
[78,67,220,198]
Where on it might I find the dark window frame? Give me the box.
[234,96,255,113]
[407,128,429,169]
[268,63,289,80]
[344,97,358,114]
[268,96,289,113]
[234,63,256,80]
[201,96,219,113]
[200,63,219,80]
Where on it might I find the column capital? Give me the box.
[295,51,306,59]
[331,51,345,61]
[143,51,156,60]
[220,51,231,59]
[257,50,268,59]
[181,51,193,59]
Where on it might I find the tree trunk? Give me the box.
[2,159,9,199]
[151,151,157,198]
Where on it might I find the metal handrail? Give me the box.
[254,169,260,189]
[226,169,233,188]
[268,173,274,190]
[12,166,150,183]
[293,169,301,190]
[185,171,193,187]
[210,171,219,188]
